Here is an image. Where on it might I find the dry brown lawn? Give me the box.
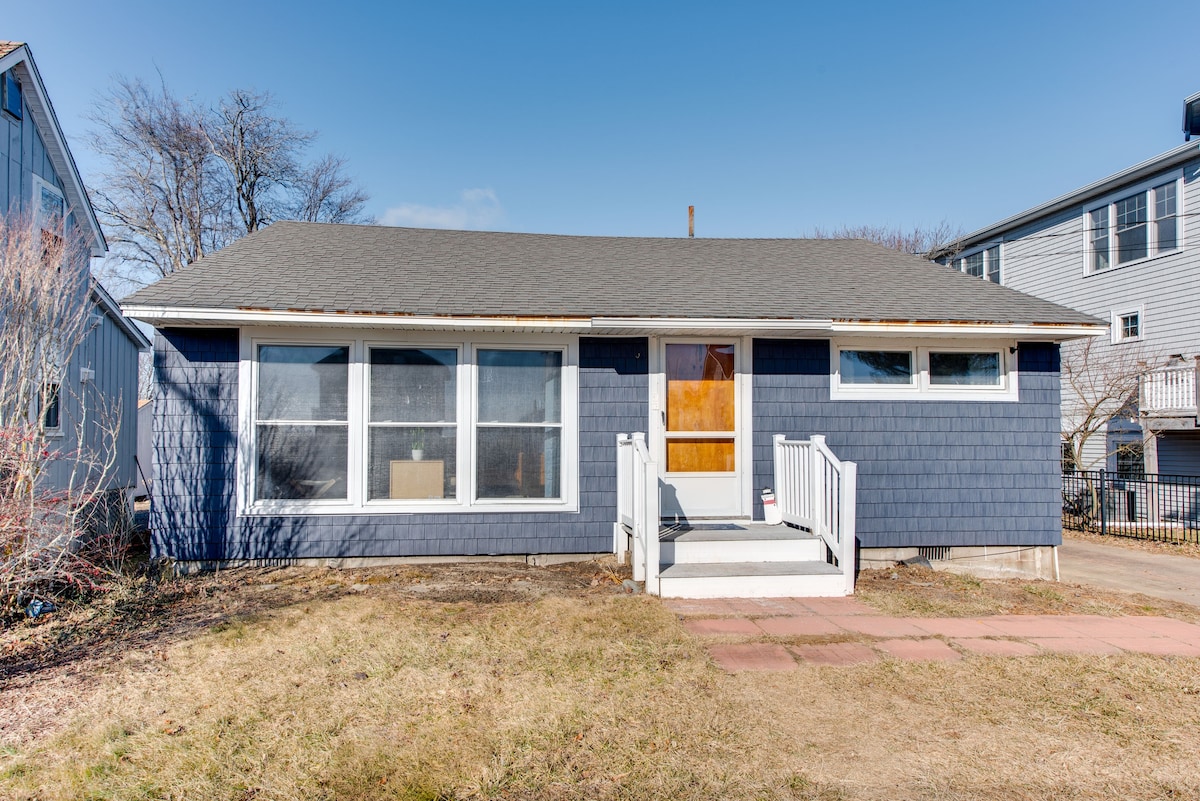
[2,560,1200,800]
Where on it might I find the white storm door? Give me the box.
[655,340,745,519]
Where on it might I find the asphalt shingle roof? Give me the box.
[124,222,1099,326]
[0,41,24,59]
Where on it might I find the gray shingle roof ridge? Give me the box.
[265,219,880,245]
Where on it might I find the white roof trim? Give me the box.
[0,44,107,256]
[122,305,1104,342]
[954,140,1200,249]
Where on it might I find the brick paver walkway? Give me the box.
[664,597,1200,671]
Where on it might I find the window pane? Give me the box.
[370,348,456,423]
[963,252,983,278]
[40,383,60,429]
[928,352,1001,386]
[666,438,735,473]
[840,351,912,385]
[1155,183,1177,252]
[258,345,348,421]
[1090,208,1110,272]
[255,424,348,500]
[1115,194,1148,263]
[368,426,456,500]
[478,350,562,424]
[985,246,1000,283]
[477,426,561,499]
[1120,313,1139,340]
[666,343,736,432]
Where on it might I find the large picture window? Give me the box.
[244,334,576,513]
[254,345,350,501]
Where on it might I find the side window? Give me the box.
[2,70,21,119]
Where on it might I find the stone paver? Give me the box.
[1133,617,1200,644]
[755,615,845,636]
[1100,637,1200,656]
[1028,637,1123,655]
[663,598,737,616]
[953,638,1041,657]
[1058,615,1160,639]
[790,642,879,666]
[707,643,798,671]
[682,618,762,636]
[798,597,874,616]
[827,615,928,638]
[979,615,1083,638]
[907,618,1006,638]
[876,638,962,662]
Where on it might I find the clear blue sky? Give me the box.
[7,1,1200,239]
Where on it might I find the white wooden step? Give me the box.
[657,560,847,599]
[660,524,823,565]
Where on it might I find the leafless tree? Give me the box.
[1060,337,1163,475]
[810,221,964,258]
[0,213,127,614]
[88,79,371,286]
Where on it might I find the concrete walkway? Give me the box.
[1059,539,1200,607]
[666,596,1200,671]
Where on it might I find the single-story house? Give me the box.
[123,222,1102,595]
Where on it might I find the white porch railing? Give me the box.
[615,433,660,595]
[772,434,858,595]
[1140,364,1198,416]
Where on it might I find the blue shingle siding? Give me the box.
[752,339,1063,548]
[152,331,648,561]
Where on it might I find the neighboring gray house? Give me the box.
[945,94,1200,477]
[123,223,1102,594]
[0,41,152,499]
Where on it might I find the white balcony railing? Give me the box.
[1140,365,1198,416]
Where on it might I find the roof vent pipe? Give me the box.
[688,205,694,238]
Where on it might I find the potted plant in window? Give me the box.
[411,429,425,461]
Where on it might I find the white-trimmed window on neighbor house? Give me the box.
[1111,306,1143,344]
[832,342,1015,400]
[38,381,61,433]
[954,245,1001,284]
[1088,177,1180,272]
[244,334,576,513]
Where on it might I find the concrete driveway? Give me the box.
[1059,539,1200,607]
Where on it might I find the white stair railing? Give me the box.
[615,433,661,595]
[773,434,858,595]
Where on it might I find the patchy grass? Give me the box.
[1064,526,1200,559]
[3,561,1200,799]
[855,564,1200,621]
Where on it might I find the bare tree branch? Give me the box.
[809,221,964,259]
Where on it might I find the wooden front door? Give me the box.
[657,340,745,519]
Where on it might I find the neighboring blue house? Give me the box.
[0,41,152,502]
[944,94,1200,478]
[123,223,1102,594]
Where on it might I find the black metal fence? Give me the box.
[1063,470,1200,543]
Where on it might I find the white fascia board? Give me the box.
[829,321,1106,341]
[92,282,153,350]
[953,140,1200,249]
[1,45,107,256]
[121,305,596,331]
[591,317,834,331]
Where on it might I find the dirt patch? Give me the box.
[1064,526,1200,559]
[855,564,1200,621]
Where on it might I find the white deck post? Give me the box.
[810,434,826,544]
[840,460,858,595]
[615,434,630,559]
[772,434,786,522]
[644,458,661,596]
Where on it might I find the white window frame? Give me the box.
[1110,305,1145,345]
[31,175,65,236]
[830,339,1019,402]
[237,328,579,516]
[1084,171,1183,275]
[954,242,1002,284]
